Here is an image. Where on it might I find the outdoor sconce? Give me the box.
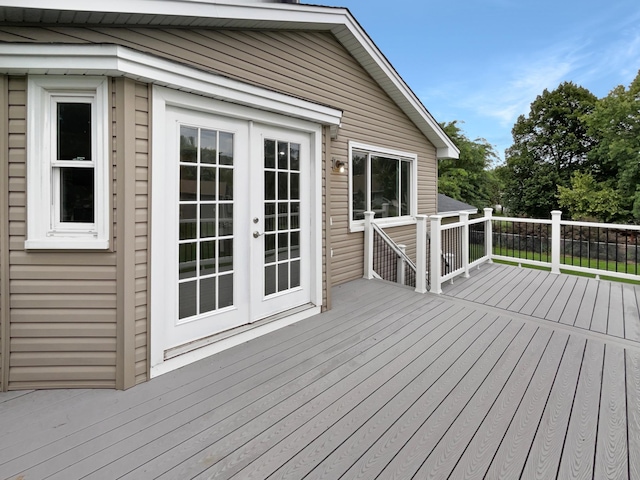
[332,157,346,173]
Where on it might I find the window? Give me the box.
[26,76,109,249]
[349,141,417,230]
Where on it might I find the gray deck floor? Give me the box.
[1,265,640,479]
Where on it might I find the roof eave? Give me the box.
[0,0,459,158]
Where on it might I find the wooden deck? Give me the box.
[1,264,639,479]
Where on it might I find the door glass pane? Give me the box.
[290,173,299,200]
[220,132,234,166]
[278,172,288,200]
[219,239,233,272]
[179,243,197,279]
[278,203,288,230]
[60,167,94,223]
[218,274,233,308]
[265,265,276,296]
[200,241,216,274]
[278,262,288,292]
[263,139,302,296]
[200,277,216,314]
[278,141,288,169]
[265,203,276,232]
[278,232,288,261]
[265,233,276,263]
[180,166,197,201]
[290,143,300,171]
[264,140,276,169]
[291,260,300,288]
[291,231,300,259]
[219,204,233,237]
[179,281,197,319]
[219,167,233,200]
[178,125,235,318]
[180,126,198,163]
[265,171,276,200]
[181,204,198,240]
[200,204,216,239]
[200,129,217,164]
[200,166,216,201]
[57,103,91,161]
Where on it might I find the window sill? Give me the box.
[25,237,110,250]
[349,216,417,233]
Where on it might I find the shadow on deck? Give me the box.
[1,265,639,479]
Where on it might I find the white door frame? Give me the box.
[150,86,325,376]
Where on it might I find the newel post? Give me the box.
[397,244,406,285]
[429,215,443,294]
[363,211,375,279]
[484,208,493,262]
[415,215,428,294]
[551,210,562,274]
[460,211,470,278]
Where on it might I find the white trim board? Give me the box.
[0,44,343,128]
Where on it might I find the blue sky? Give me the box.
[316,0,640,163]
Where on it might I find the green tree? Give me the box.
[502,82,597,217]
[438,121,500,209]
[586,70,640,220]
[557,172,622,222]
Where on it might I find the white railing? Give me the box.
[364,212,418,288]
[364,208,640,295]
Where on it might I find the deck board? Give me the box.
[558,276,588,326]
[520,335,585,480]
[2,267,640,480]
[556,340,603,480]
[623,284,640,342]
[627,349,640,479]
[595,345,628,480]
[24,292,432,479]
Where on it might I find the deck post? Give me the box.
[363,211,375,279]
[551,210,562,274]
[397,244,406,285]
[484,208,493,263]
[430,215,443,294]
[461,211,470,278]
[415,215,428,293]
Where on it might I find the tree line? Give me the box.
[440,70,640,223]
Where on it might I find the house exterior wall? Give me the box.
[0,27,438,287]
[0,27,437,389]
[0,75,149,391]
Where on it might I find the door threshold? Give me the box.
[151,303,320,378]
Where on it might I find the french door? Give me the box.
[157,108,312,355]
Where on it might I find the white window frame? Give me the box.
[26,76,110,249]
[348,141,418,232]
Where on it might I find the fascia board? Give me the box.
[0,44,343,126]
[0,0,343,23]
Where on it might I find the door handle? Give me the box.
[253,231,264,238]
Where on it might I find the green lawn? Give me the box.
[492,251,640,285]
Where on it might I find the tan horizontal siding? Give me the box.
[11,309,117,323]
[134,81,149,385]
[0,74,7,391]
[10,351,116,367]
